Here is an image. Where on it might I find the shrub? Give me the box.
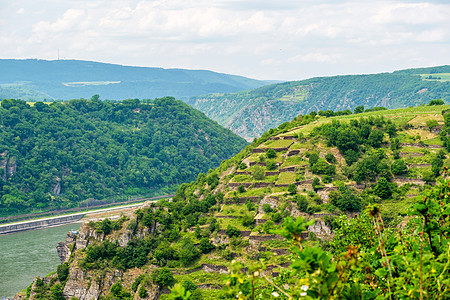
[252,166,265,180]
[271,212,282,223]
[266,160,277,170]
[325,153,337,164]
[56,263,69,282]
[237,185,246,193]
[226,225,241,238]
[138,286,148,298]
[429,99,445,106]
[266,148,276,158]
[151,268,175,287]
[288,184,297,194]
[241,215,256,228]
[199,238,215,254]
[262,203,273,213]
[178,239,200,267]
[391,159,408,175]
[374,177,392,199]
[296,195,308,212]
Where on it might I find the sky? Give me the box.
[1,0,449,81]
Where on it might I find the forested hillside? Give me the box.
[0,59,269,101]
[187,65,450,140]
[20,103,450,299]
[0,97,247,216]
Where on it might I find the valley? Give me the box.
[14,102,449,299]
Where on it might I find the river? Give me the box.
[0,223,81,298]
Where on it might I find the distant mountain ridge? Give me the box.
[187,65,450,140]
[0,59,269,100]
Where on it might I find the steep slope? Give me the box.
[0,97,247,217]
[0,59,269,101]
[17,104,450,299]
[187,65,450,140]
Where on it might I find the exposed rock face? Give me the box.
[308,220,333,240]
[258,196,278,214]
[56,231,77,263]
[63,267,106,300]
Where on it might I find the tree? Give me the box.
[426,119,439,132]
[431,155,444,176]
[56,263,69,282]
[237,185,245,193]
[266,148,276,159]
[354,106,364,114]
[199,238,215,254]
[152,267,175,287]
[296,195,308,212]
[252,166,265,180]
[325,153,337,164]
[312,177,321,191]
[367,130,384,148]
[288,184,297,194]
[226,225,241,237]
[374,177,392,199]
[391,159,408,175]
[266,160,277,170]
[429,99,445,106]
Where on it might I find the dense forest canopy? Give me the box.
[0,97,247,216]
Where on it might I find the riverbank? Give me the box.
[0,195,172,235]
[0,194,174,225]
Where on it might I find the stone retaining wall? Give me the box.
[235,171,252,175]
[279,166,298,172]
[228,182,253,188]
[265,171,280,176]
[0,214,84,235]
[287,150,300,156]
[253,182,272,188]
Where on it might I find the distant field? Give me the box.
[62,81,121,86]
[420,73,450,82]
[279,88,308,102]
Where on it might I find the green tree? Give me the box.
[288,183,297,194]
[138,286,148,298]
[199,238,215,254]
[374,177,392,199]
[152,267,175,287]
[391,159,408,175]
[266,148,276,159]
[252,166,265,180]
[354,105,364,114]
[56,263,69,282]
[428,99,445,106]
[426,119,439,132]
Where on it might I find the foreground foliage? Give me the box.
[221,176,450,299]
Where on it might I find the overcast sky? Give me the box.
[1,0,449,80]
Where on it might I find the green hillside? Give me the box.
[0,59,270,101]
[187,65,450,140]
[0,97,247,217]
[21,104,450,299]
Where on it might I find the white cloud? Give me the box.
[0,0,449,80]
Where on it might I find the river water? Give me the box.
[0,223,81,298]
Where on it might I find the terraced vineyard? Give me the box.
[21,104,450,299]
